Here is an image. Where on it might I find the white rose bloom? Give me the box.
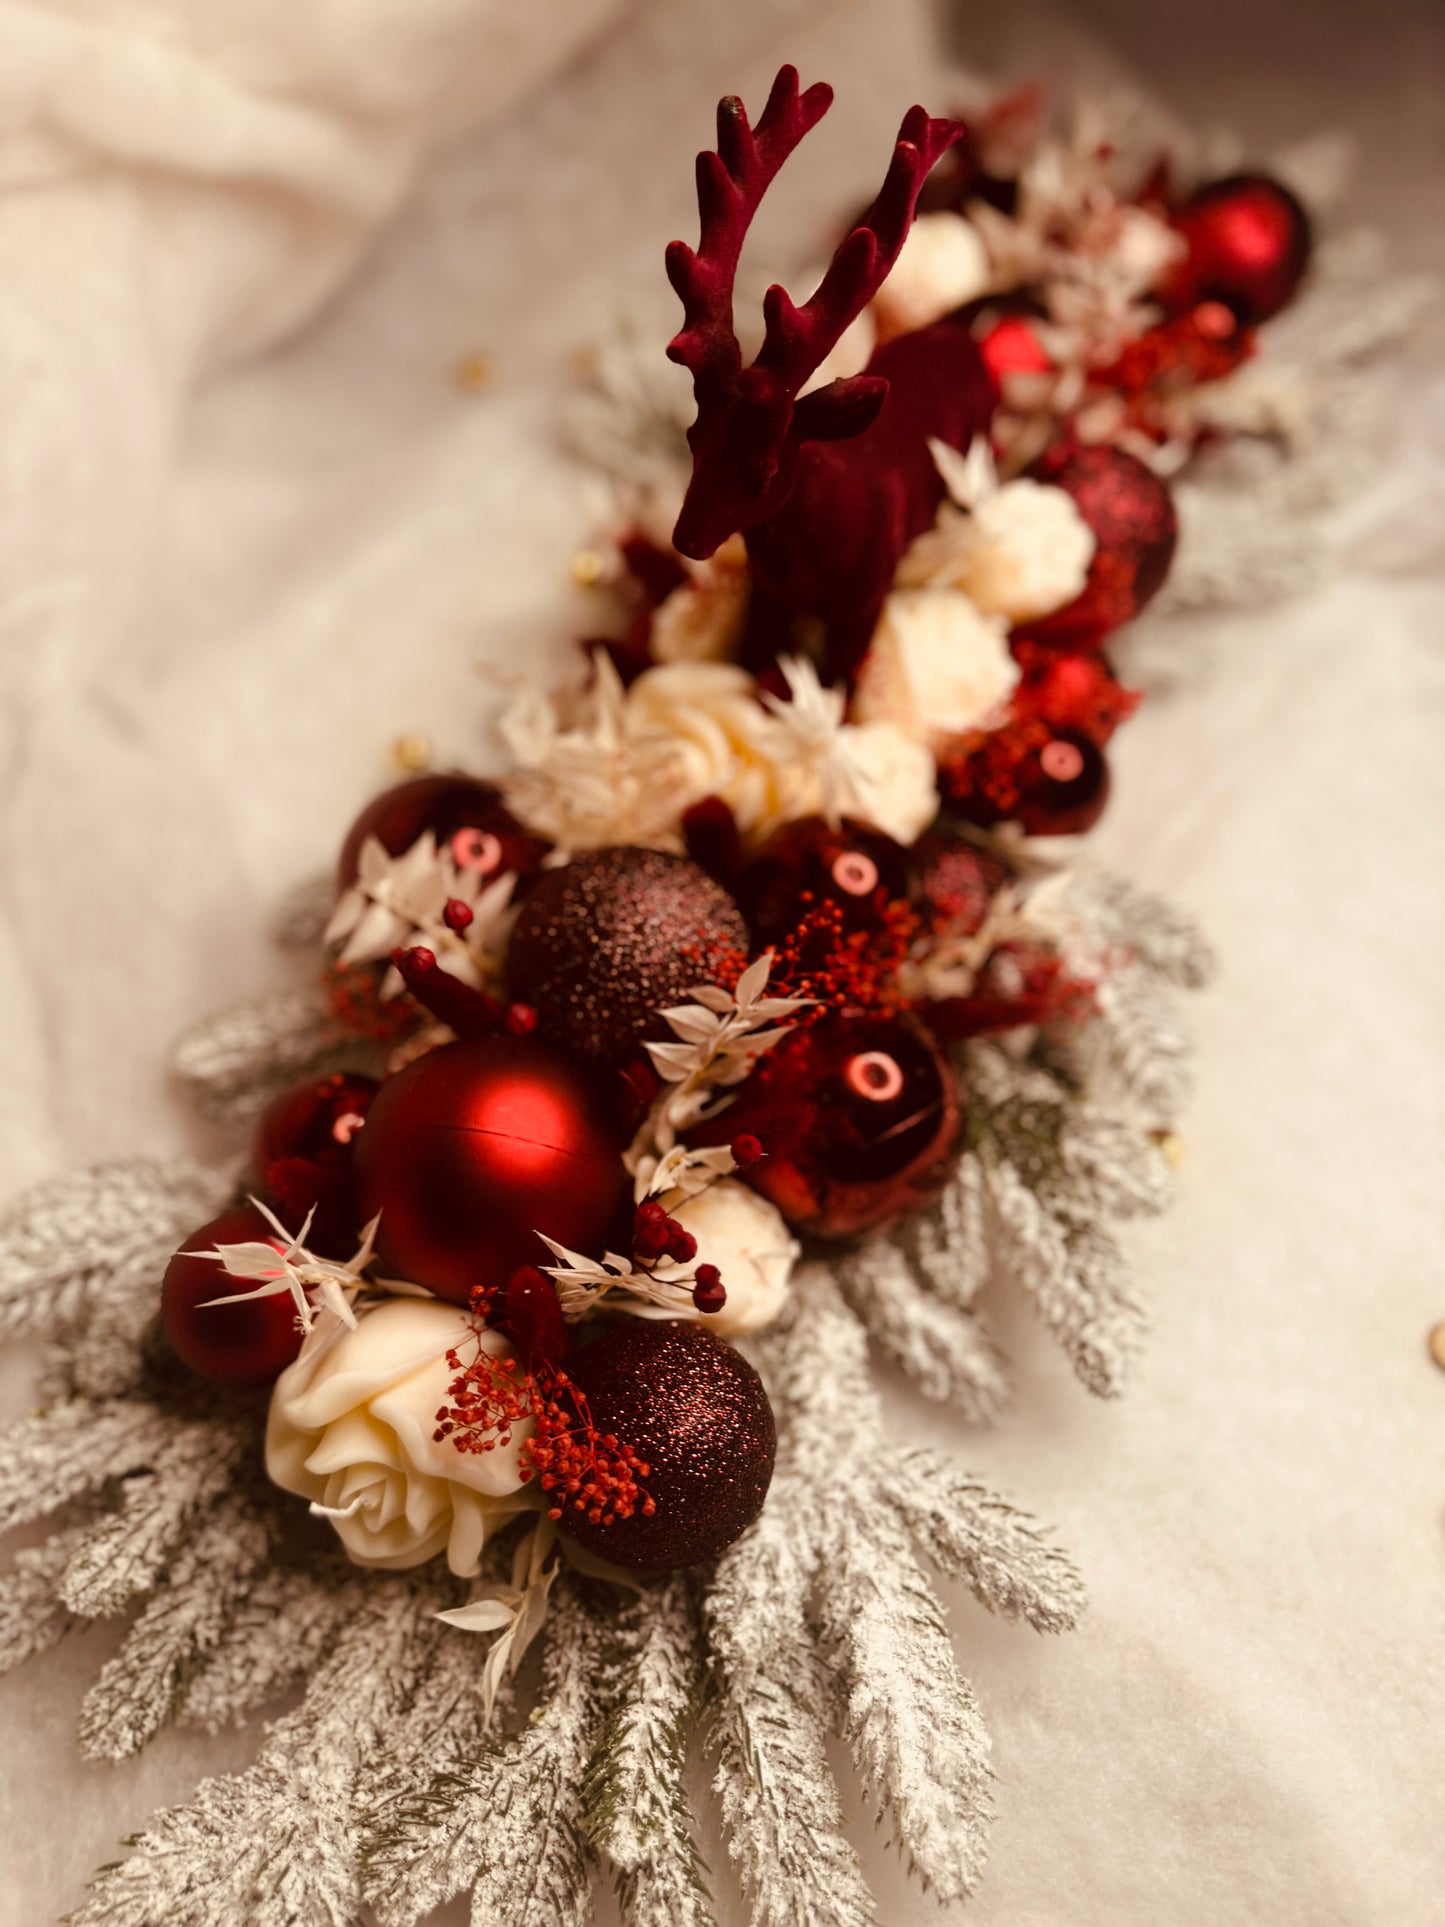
[946,479,1096,623]
[834,721,939,844]
[266,1298,533,1577]
[624,661,797,838]
[646,1181,798,1338]
[874,212,991,335]
[853,588,1020,752]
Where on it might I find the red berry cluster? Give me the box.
[633,1199,729,1314]
[321,960,423,1048]
[768,897,919,1016]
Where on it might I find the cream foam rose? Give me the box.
[943,479,1096,624]
[266,1297,534,1577]
[853,587,1020,752]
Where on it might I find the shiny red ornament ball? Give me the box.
[1165,173,1313,327]
[558,1322,776,1572]
[692,1011,961,1239]
[253,1071,378,1257]
[908,830,1011,938]
[736,816,911,948]
[161,1204,303,1387]
[1024,446,1178,650]
[505,848,748,1072]
[336,774,550,892]
[352,1034,626,1304]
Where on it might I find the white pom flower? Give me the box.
[853,588,1020,751]
[265,1298,533,1577]
[832,721,939,844]
[645,1180,799,1338]
[945,478,1096,623]
[874,212,992,335]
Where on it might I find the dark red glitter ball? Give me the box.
[558,1322,776,1573]
[692,1010,961,1238]
[1164,173,1313,327]
[908,831,1012,939]
[505,848,748,1071]
[736,816,911,948]
[1024,446,1178,650]
[336,774,550,893]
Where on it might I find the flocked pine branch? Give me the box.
[172,986,362,1126]
[835,1235,1008,1420]
[177,1559,365,1735]
[582,1575,714,1927]
[0,1398,178,1536]
[0,1517,93,1676]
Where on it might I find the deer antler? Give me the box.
[667,67,963,560]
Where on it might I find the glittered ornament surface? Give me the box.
[558,1321,776,1572]
[1024,446,1178,650]
[506,847,747,1071]
[353,1035,626,1304]
[337,773,550,891]
[694,1011,961,1238]
[162,1204,302,1387]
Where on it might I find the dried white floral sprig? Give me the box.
[437,1517,562,1722]
[189,1197,382,1335]
[325,831,517,996]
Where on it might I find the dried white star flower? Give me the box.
[190,1198,381,1335]
[324,831,516,996]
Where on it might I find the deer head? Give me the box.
[666,67,964,561]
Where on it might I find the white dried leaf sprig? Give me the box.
[627,951,811,1171]
[189,1197,383,1337]
[325,831,517,996]
[437,1517,562,1723]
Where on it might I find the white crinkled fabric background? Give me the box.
[0,0,1442,1920]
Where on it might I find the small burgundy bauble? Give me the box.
[253,1071,378,1256]
[1024,446,1178,650]
[353,1034,626,1305]
[1012,729,1111,836]
[693,1011,961,1238]
[558,1322,776,1572]
[161,1204,302,1387]
[736,816,911,947]
[1165,173,1312,327]
[505,848,748,1072]
[908,830,1011,938]
[336,774,550,892]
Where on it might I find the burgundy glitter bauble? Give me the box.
[693,1011,960,1238]
[352,1035,626,1304]
[505,848,748,1072]
[161,1204,302,1387]
[1165,173,1312,327]
[1012,729,1111,836]
[336,774,550,892]
[1024,447,1178,650]
[253,1071,378,1256]
[559,1322,776,1573]
[908,831,1011,938]
[736,816,910,947]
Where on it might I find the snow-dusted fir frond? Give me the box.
[1065,870,1216,990]
[178,1560,363,1733]
[815,1502,993,1903]
[908,1152,994,1310]
[59,1417,250,1618]
[68,1576,449,1927]
[982,1157,1143,1397]
[172,986,361,1126]
[885,1449,1085,1633]
[582,1575,713,1927]
[705,1501,875,1927]
[0,1518,92,1675]
[836,1236,1008,1422]
[363,1577,607,1927]
[77,1493,277,1760]
[0,1157,229,1341]
[1078,963,1196,1125]
[0,1398,177,1537]
[267,870,339,951]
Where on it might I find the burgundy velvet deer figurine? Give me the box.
[666,66,997,683]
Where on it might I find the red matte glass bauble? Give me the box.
[1165,173,1312,327]
[161,1205,302,1387]
[352,1035,626,1304]
[1023,446,1177,650]
[691,1011,960,1239]
[253,1071,378,1257]
[336,774,550,892]
[736,816,911,947]
[1013,729,1111,836]
[505,848,748,1072]
[559,1322,776,1572]
[908,831,1011,938]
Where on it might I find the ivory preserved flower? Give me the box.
[874,212,991,335]
[853,588,1020,751]
[650,535,750,663]
[647,1180,799,1338]
[942,478,1095,623]
[266,1298,533,1576]
[832,720,939,844]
